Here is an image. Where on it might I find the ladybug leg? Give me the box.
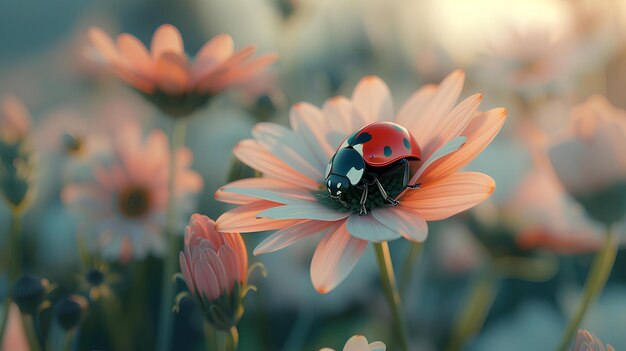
[401,159,421,189]
[359,184,369,215]
[373,177,400,206]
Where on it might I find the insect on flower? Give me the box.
[325,121,422,215]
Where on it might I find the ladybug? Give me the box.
[325,121,422,215]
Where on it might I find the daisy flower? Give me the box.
[87,24,278,117]
[320,335,386,351]
[215,70,506,293]
[62,123,203,261]
[572,330,614,351]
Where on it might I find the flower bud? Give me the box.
[179,214,248,330]
[55,295,88,331]
[11,275,48,315]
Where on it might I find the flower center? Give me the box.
[117,186,151,218]
[86,269,105,286]
[319,164,407,213]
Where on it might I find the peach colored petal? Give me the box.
[394,84,437,127]
[344,335,370,351]
[1,96,31,141]
[345,213,401,242]
[192,34,234,80]
[371,206,428,242]
[419,108,507,183]
[402,172,495,221]
[195,260,220,301]
[215,201,301,233]
[397,70,465,154]
[218,245,238,290]
[351,76,393,124]
[252,122,323,180]
[254,220,334,255]
[88,27,119,63]
[289,102,335,167]
[258,201,352,221]
[417,93,482,157]
[151,24,184,58]
[310,222,368,293]
[321,96,365,148]
[116,33,153,78]
[209,53,279,92]
[234,139,320,190]
[110,63,155,93]
[205,249,229,294]
[155,52,190,95]
[404,136,466,188]
[179,252,196,294]
[220,187,316,205]
[223,233,248,283]
[215,178,310,205]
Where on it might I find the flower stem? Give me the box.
[0,208,23,345]
[399,242,422,296]
[445,269,499,351]
[156,118,188,351]
[556,224,618,351]
[374,242,409,351]
[203,321,216,351]
[216,330,228,351]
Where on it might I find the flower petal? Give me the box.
[194,259,220,301]
[88,27,119,63]
[402,172,495,221]
[215,178,309,205]
[215,201,301,232]
[289,102,335,167]
[419,108,507,183]
[195,34,234,63]
[220,187,315,205]
[344,335,370,351]
[151,24,184,58]
[252,122,324,180]
[258,202,351,221]
[321,96,365,148]
[406,136,467,187]
[351,76,393,124]
[234,139,320,190]
[371,206,428,242]
[155,52,190,95]
[345,213,402,242]
[310,222,368,293]
[397,70,465,153]
[254,220,334,255]
[179,252,196,294]
[117,33,153,78]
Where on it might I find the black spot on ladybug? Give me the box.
[353,132,372,145]
[384,146,392,157]
[403,138,411,150]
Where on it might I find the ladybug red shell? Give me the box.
[337,121,421,165]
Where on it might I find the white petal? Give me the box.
[345,214,402,242]
[371,207,428,242]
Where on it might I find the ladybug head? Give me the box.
[327,174,350,198]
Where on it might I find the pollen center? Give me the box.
[117,186,151,218]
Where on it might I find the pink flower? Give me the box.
[548,95,626,224]
[178,214,248,330]
[215,70,506,293]
[87,24,278,116]
[1,96,31,144]
[62,122,203,261]
[320,335,386,351]
[571,329,614,351]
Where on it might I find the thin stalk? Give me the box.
[399,242,423,296]
[374,242,409,351]
[203,321,216,351]
[556,224,618,351]
[156,118,188,351]
[445,270,499,351]
[0,208,23,345]
[216,329,228,351]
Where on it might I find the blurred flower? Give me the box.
[54,294,88,332]
[572,329,615,351]
[0,96,31,144]
[11,275,50,315]
[79,263,118,301]
[215,70,505,293]
[178,214,249,331]
[548,95,626,225]
[1,304,28,351]
[320,335,386,351]
[62,123,203,261]
[0,96,35,209]
[87,24,278,117]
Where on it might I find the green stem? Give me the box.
[445,270,499,351]
[156,118,188,351]
[373,242,409,351]
[230,326,239,351]
[216,330,228,351]
[203,321,216,351]
[556,224,618,351]
[399,242,423,296]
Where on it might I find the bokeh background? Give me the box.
[2,0,626,350]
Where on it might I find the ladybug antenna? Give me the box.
[329,194,348,207]
[315,193,330,199]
